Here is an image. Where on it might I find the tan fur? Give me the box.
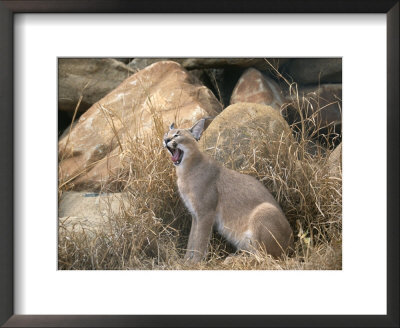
[164,119,293,263]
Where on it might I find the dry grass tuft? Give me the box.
[58,63,342,270]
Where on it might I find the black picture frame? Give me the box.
[1,1,398,327]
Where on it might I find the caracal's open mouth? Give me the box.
[167,146,184,165]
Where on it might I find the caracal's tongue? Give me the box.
[171,148,180,162]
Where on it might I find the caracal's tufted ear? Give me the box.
[169,123,175,130]
[189,117,212,141]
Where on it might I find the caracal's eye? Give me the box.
[173,133,180,138]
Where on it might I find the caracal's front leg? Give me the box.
[184,212,215,263]
[184,215,198,261]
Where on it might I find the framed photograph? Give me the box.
[1,1,398,327]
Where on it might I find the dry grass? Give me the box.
[58,62,342,270]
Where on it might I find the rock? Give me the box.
[301,84,342,127]
[285,84,342,128]
[60,147,125,191]
[199,103,295,169]
[327,143,342,177]
[128,58,176,71]
[281,58,342,85]
[58,58,136,113]
[59,60,222,190]
[59,191,130,233]
[230,68,285,111]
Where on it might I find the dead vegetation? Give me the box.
[58,61,342,270]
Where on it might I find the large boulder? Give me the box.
[285,84,342,129]
[128,58,174,71]
[300,84,342,127]
[199,103,295,169]
[230,68,285,111]
[58,58,136,113]
[281,58,342,85]
[59,61,223,190]
[59,191,130,233]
